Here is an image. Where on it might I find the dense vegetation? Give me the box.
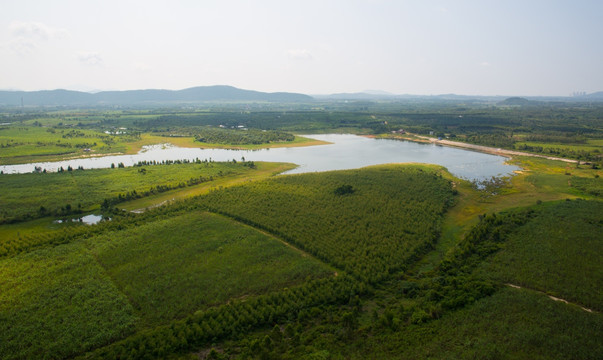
[1,102,602,359]
[363,288,602,359]
[196,199,602,360]
[0,207,333,360]
[0,161,255,224]
[2,101,602,164]
[570,175,603,196]
[197,166,455,283]
[0,124,140,164]
[194,127,294,145]
[93,211,334,327]
[474,199,603,310]
[0,241,137,360]
[0,165,456,359]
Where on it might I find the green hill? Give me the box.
[0,85,312,106]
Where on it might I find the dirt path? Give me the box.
[409,134,578,163]
[210,211,342,278]
[506,283,596,313]
[373,132,580,164]
[130,198,175,213]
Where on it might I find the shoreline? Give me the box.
[0,136,330,167]
[372,134,578,164]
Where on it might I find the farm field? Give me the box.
[1,163,457,359]
[0,161,263,223]
[0,209,333,360]
[0,154,601,360]
[197,165,455,283]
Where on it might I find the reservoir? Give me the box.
[0,134,519,181]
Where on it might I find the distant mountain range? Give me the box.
[315,92,603,102]
[581,91,603,99]
[0,85,602,106]
[0,85,312,106]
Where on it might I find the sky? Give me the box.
[1,0,602,96]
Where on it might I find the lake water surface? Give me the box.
[0,134,519,181]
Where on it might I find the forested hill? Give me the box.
[0,85,313,106]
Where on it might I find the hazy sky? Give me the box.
[1,0,602,95]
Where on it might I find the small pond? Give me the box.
[54,214,106,225]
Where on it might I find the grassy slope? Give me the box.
[0,162,294,240]
[474,199,603,311]
[420,155,602,270]
[0,124,325,164]
[0,210,332,359]
[90,211,334,327]
[0,126,135,165]
[383,199,603,359]
[374,288,603,360]
[0,162,258,222]
[197,164,455,282]
[0,242,137,360]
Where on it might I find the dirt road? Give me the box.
[506,284,596,313]
[410,134,578,163]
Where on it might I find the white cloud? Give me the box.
[9,21,69,40]
[8,38,37,55]
[5,21,70,55]
[78,52,103,66]
[479,61,491,67]
[287,49,313,60]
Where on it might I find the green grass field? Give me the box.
[197,195,602,360]
[0,209,333,359]
[0,242,137,360]
[368,288,603,360]
[0,161,257,223]
[474,199,603,310]
[197,165,455,282]
[515,139,603,153]
[90,211,334,327]
[1,136,601,360]
[0,125,138,164]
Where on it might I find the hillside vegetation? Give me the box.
[0,208,332,360]
[0,161,255,224]
[0,162,600,359]
[194,127,294,146]
[474,199,603,311]
[1,164,457,359]
[1,103,602,359]
[203,199,602,360]
[197,165,455,283]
